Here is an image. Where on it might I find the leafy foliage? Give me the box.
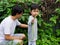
[0,0,60,45]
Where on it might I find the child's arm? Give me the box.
[28,16,34,25]
[31,19,34,24]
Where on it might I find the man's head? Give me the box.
[11,5,24,19]
[30,3,39,17]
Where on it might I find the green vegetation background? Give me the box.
[0,0,60,45]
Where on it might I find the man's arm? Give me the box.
[16,20,28,28]
[5,34,22,40]
[19,24,28,28]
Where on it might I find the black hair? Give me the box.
[29,3,39,15]
[11,5,24,16]
[31,3,39,11]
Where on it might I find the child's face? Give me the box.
[31,9,39,17]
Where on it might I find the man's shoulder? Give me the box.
[1,16,12,23]
[4,16,10,21]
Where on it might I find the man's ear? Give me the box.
[16,13,19,15]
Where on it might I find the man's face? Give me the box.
[16,13,23,19]
[31,9,39,17]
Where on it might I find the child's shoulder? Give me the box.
[28,16,31,18]
[29,16,33,18]
[28,16,34,20]
[29,15,32,17]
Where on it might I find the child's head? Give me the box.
[30,3,39,17]
[11,5,24,19]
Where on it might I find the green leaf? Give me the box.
[55,8,60,14]
[56,29,60,36]
[50,16,58,24]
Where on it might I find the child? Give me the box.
[28,4,39,45]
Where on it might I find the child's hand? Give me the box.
[31,19,34,23]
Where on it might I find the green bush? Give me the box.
[0,0,60,45]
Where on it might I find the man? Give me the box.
[0,5,28,45]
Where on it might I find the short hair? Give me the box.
[31,3,39,11]
[11,5,24,16]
